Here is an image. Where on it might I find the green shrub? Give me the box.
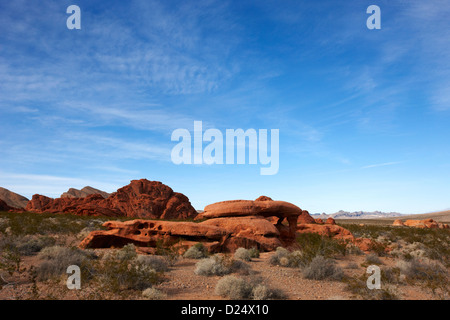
[248,248,260,259]
[296,233,347,262]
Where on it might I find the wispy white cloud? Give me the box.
[362,161,403,169]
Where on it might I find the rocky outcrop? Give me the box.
[393,218,449,229]
[80,196,301,253]
[79,195,378,253]
[0,187,29,209]
[61,186,110,199]
[0,199,12,211]
[198,198,303,240]
[26,179,198,219]
[297,223,354,241]
[201,216,282,251]
[79,217,281,253]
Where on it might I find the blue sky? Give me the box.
[1,0,449,214]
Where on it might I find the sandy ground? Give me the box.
[153,252,436,300]
[0,250,442,300]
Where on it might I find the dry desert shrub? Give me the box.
[269,247,304,268]
[96,244,161,293]
[0,234,56,256]
[36,245,97,281]
[344,276,399,300]
[302,255,344,281]
[234,248,252,261]
[142,287,167,300]
[342,223,450,266]
[215,275,285,300]
[183,243,209,259]
[364,253,383,265]
[396,257,449,297]
[135,255,169,272]
[195,254,251,276]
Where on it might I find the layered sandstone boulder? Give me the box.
[200,216,282,251]
[79,217,281,253]
[26,179,197,219]
[79,219,226,252]
[198,198,303,240]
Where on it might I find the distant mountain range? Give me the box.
[311,210,403,220]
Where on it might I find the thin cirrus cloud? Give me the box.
[361,161,403,169]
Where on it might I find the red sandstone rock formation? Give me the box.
[26,179,197,219]
[297,223,354,241]
[198,198,303,241]
[393,218,448,229]
[325,217,336,225]
[79,217,282,253]
[255,195,273,201]
[79,195,379,253]
[201,216,282,251]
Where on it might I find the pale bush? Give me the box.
[36,246,96,280]
[234,248,252,261]
[195,255,250,276]
[365,253,382,265]
[183,243,208,259]
[142,287,167,300]
[269,247,304,267]
[302,255,344,281]
[215,275,252,299]
[136,255,169,272]
[215,276,285,300]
